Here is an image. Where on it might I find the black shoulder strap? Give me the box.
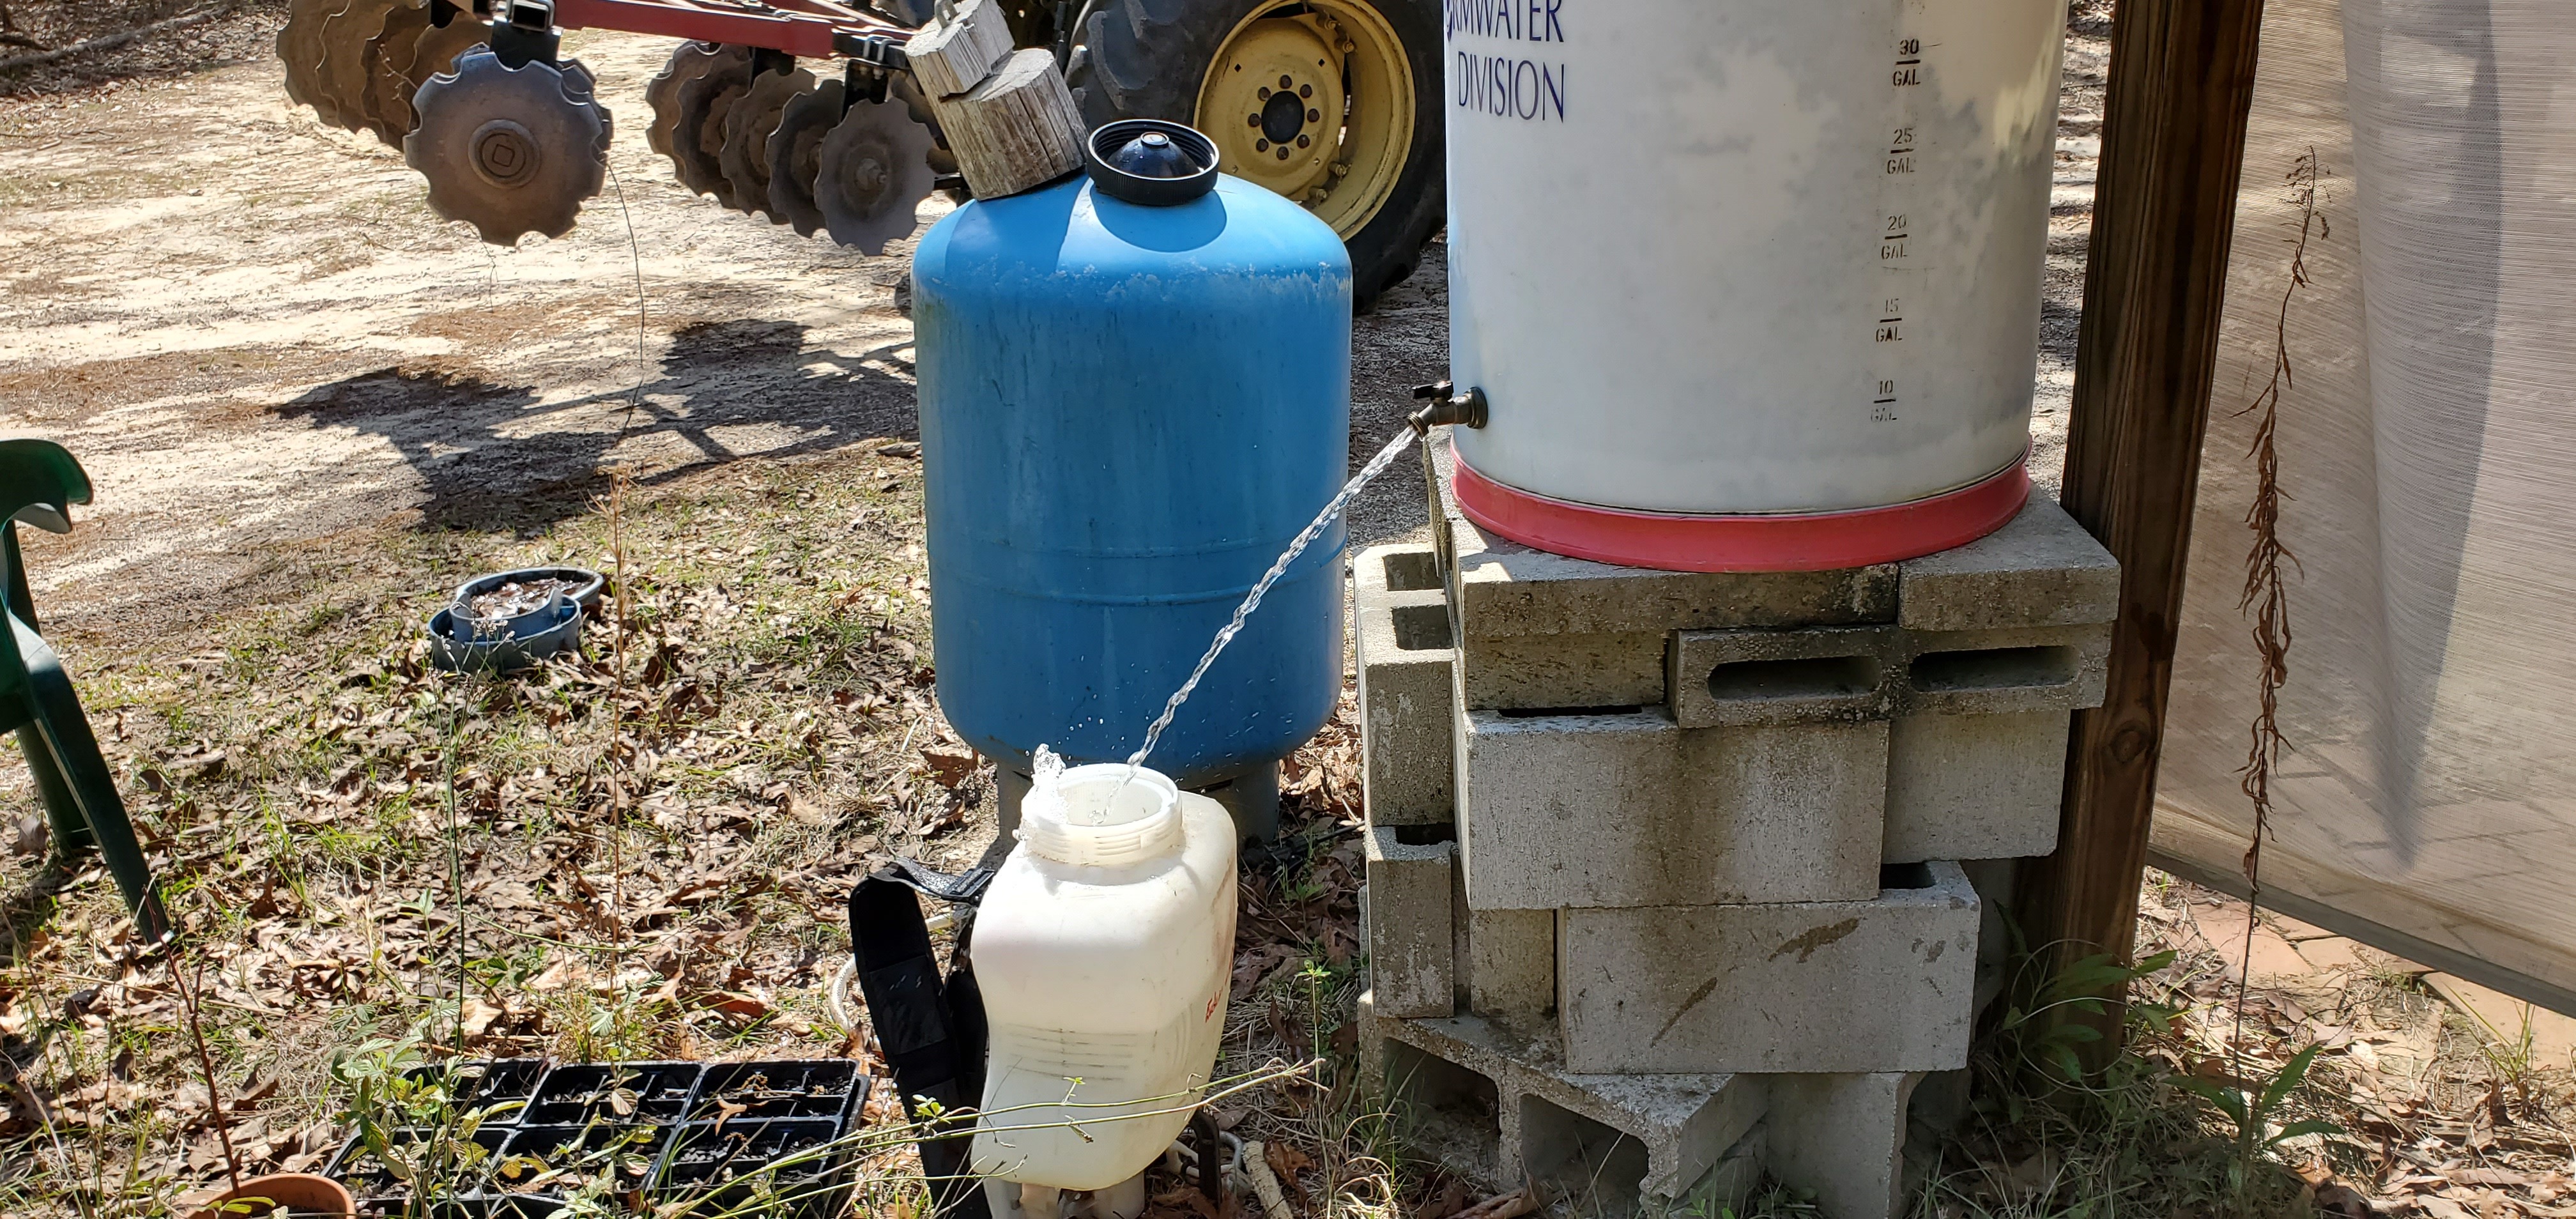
[848,859,995,1219]
[877,855,999,906]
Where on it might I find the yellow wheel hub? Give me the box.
[1197,0,1413,238]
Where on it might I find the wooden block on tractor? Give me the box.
[928,49,1085,199]
[904,0,1016,99]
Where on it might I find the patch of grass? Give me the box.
[1913,1004,2326,1216]
[1,447,965,1215]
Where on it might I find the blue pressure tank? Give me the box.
[910,122,1353,800]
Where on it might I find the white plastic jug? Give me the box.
[968,762,1238,1192]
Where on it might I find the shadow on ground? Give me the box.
[271,319,918,533]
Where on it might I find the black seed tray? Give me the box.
[323,1124,512,1217]
[349,1196,562,1219]
[401,1058,548,1121]
[326,1059,868,1216]
[653,1117,853,1219]
[687,1059,864,1122]
[496,1122,671,1196]
[521,1060,703,1125]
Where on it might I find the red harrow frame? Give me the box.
[536,0,908,61]
[280,0,962,246]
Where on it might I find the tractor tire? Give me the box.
[1068,0,1442,310]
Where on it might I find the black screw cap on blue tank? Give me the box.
[1084,119,1219,206]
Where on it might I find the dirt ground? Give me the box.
[1,0,2082,640]
[0,17,1446,640]
[55,6,2576,1219]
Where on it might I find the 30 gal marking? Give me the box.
[1873,36,1924,425]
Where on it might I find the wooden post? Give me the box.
[931,48,1086,198]
[907,0,1085,201]
[905,0,1015,100]
[2013,0,2268,1066]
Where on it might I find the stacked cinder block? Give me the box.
[1353,494,2117,1218]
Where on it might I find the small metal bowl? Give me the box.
[452,565,606,614]
[427,599,583,673]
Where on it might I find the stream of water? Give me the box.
[1126,425,1422,775]
[1027,425,1425,820]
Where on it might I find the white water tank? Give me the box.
[1443,0,2068,570]
[969,763,1238,1194]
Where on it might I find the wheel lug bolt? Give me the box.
[1257,86,1271,99]
[1278,73,1292,89]
[1299,84,1312,98]
[1296,134,1309,148]
[1275,146,1290,160]
[1256,139,1269,151]
[1248,114,1261,126]
[1307,109,1319,123]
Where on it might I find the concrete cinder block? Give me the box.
[1448,518,1901,641]
[1364,825,1456,1018]
[1460,629,1669,712]
[1765,1073,1922,1219]
[1457,709,1884,909]
[1556,862,1981,1074]
[1355,546,1458,827]
[1958,859,2018,1023]
[1445,514,1897,714]
[1454,862,1556,1025]
[1361,997,1765,1213]
[1667,626,1907,728]
[1883,710,2070,863]
[1878,615,2110,865]
[1896,494,2119,632]
[1361,998,1507,1187]
[1897,625,2109,717]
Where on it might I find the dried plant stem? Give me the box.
[2230,149,2324,1097]
[602,148,646,993]
[447,693,469,1054]
[607,466,631,986]
[169,947,243,1192]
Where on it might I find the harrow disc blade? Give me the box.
[393,7,491,96]
[353,0,432,146]
[813,92,937,254]
[670,43,755,206]
[719,65,815,223]
[891,72,958,181]
[765,79,843,238]
[278,0,363,126]
[644,40,721,158]
[404,49,612,245]
[317,0,404,132]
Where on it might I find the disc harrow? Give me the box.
[812,91,938,254]
[355,0,434,144]
[394,5,496,105]
[278,0,362,128]
[720,65,816,224]
[405,48,612,245]
[644,40,723,158]
[668,43,756,207]
[316,0,404,137]
[275,0,945,250]
[763,77,843,238]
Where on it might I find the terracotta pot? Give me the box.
[187,1172,354,1219]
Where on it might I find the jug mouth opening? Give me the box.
[1019,763,1185,866]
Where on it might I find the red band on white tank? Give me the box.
[1451,454,2032,572]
